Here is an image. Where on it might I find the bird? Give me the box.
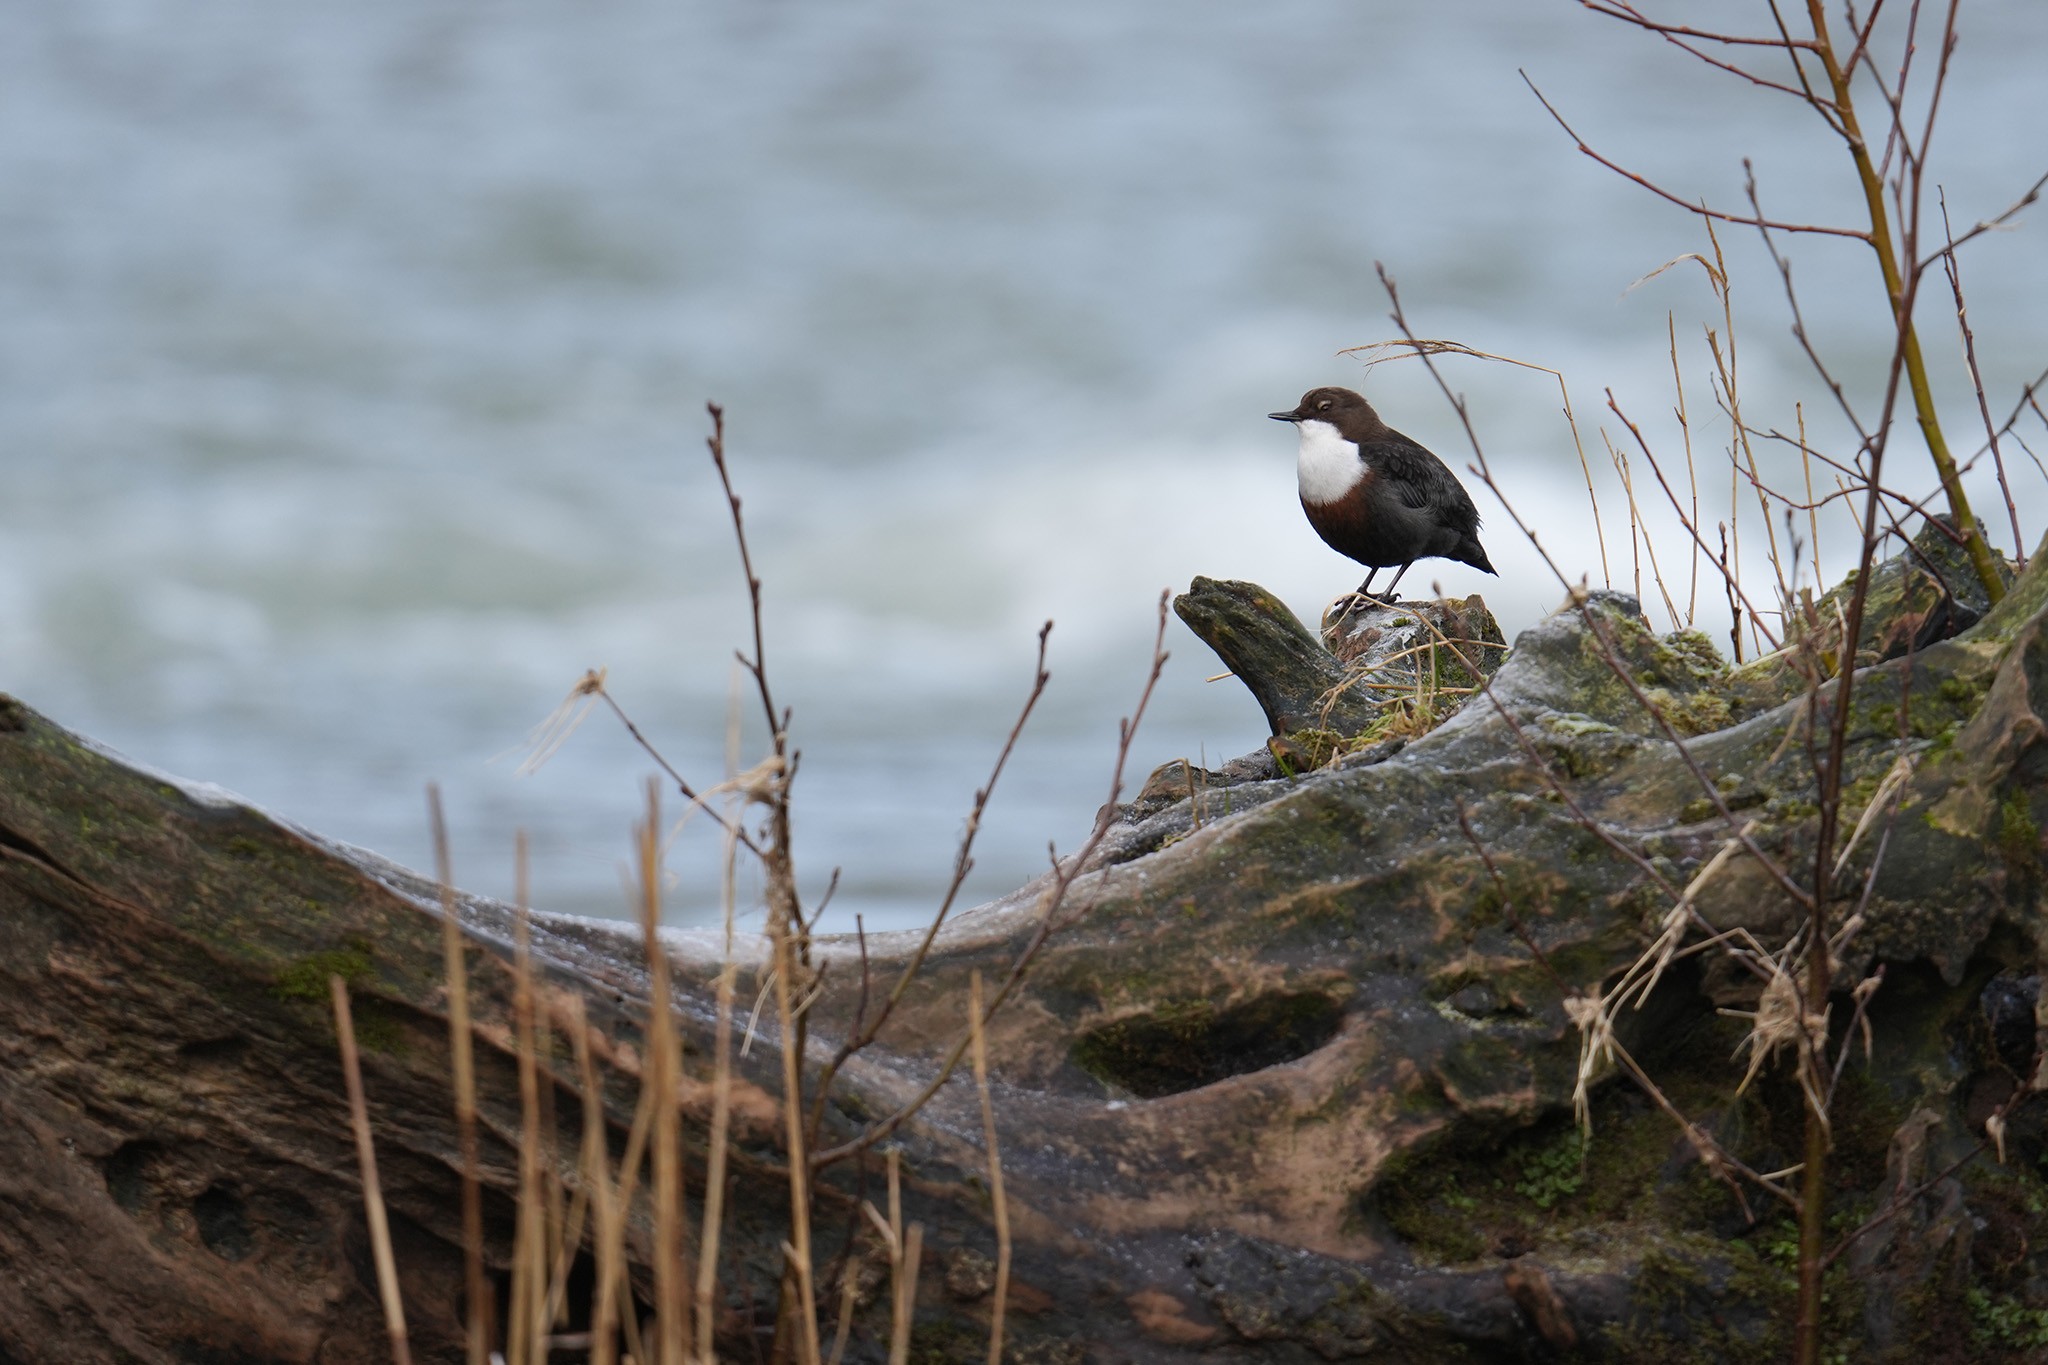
[1267,385,1496,604]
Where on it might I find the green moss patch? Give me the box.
[270,938,376,1003]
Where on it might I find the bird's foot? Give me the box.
[1330,590,1390,627]
[1341,588,1400,613]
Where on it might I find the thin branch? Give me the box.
[1578,0,1825,104]
[1579,2,1817,49]
[706,403,780,745]
[1921,167,2048,266]
[1941,191,2029,568]
[1765,0,1833,113]
[1521,72,1871,240]
[1747,166,1873,444]
[810,593,1172,1171]
[1823,1080,2038,1270]
[803,622,1056,1151]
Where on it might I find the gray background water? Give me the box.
[6,1,2047,930]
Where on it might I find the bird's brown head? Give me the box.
[1267,386,1378,430]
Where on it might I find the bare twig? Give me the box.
[1748,167,1872,446]
[1922,166,2048,265]
[805,623,1055,1152]
[1521,71,1869,239]
[1939,192,2028,568]
[969,973,1012,1365]
[811,592,1172,1170]
[1824,1078,2039,1270]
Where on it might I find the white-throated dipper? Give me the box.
[1268,386,1496,602]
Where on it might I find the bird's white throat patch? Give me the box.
[1295,419,1366,506]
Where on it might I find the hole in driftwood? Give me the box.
[179,1036,249,1066]
[102,1140,165,1213]
[194,1184,254,1262]
[1070,991,1342,1098]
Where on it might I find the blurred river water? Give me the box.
[4,0,2047,928]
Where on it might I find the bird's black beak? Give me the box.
[1267,410,1300,422]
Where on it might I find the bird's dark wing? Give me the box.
[1366,435,1482,529]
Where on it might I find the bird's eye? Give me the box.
[1316,399,1332,411]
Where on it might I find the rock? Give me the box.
[7,524,2048,1360]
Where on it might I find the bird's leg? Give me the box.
[1356,569,1381,599]
[1378,562,1414,601]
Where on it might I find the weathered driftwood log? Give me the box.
[1170,578,1383,737]
[4,527,2048,1362]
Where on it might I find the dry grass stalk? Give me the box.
[825,1272,859,1365]
[967,973,1011,1365]
[1605,382,1786,653]
[1832,752,1917,879]
[331,976,414,1365]
[428,785,491,1365]
[1724,966,1822,1095]
[510,835,547,1365]
[1310,628,1507,730]
[605,1058,658,1362]
[1668,312,1702,618]
[569,996,624,1365]
[1603,421,1681,627]
[773,893,822,1364]
[1699,222,1793,620]
[526,974,592,1342]
[634,781,693,1363]
[541,1163,593,1344]
[535,1000,566,1328]
[874,1151,925,1365]
[889,1224,925,1365]
[1797,406,1823,592]
[850,1152,927,1365]
[1642,826,1762,998]
[694,819,741,1364]
[519,668,608,776]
